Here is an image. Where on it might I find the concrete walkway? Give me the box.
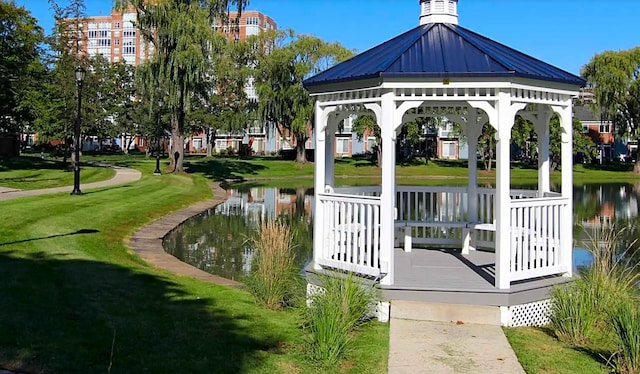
[388,317,525,374]
[0,165,141,201]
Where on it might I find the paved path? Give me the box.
[127,183,241,287]
[0,165,142,201]
[388,318,525,373]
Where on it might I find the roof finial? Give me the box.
[420,0,458,25]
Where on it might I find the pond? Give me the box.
[163,183,640,281]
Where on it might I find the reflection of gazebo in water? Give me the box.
[303,0,585,326]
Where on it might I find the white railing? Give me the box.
[317,193,382,277]
[510,197,569,281]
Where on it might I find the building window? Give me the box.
[367,137,377,152]
[193,138,203,151]
[442,141,456,159]
[247,17,259,25]
[336,137,349,154]
[114,22,120,28]
[123,46,135,54]
[582,124,589,133]
[600,122,611,133]
[115,39,120,45]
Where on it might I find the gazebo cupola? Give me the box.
[420,0,458,25]
[303,0,584,326]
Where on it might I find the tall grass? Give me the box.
[609,298,640,374]
[303,273,375,366]
[550,225,640,372]
[245,220,301,310]
[549,280,598,346]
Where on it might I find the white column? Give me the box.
[462,114,482,254]
[380,92,396,286]
[494,93,526,290]
[555,104,574,278]
[495,93,512,290]
[534,109,552,197]
[325,117,337,189]
[313,102,330,271]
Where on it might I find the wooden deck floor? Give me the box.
[381,247,572,306]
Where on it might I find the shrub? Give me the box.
[245,220,300,310]
[608,297,640,374]
[303,273,375,366]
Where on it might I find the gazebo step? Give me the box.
[390,300,501,326]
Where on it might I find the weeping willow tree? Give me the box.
[116,0,248,171]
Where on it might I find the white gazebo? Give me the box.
[303,0,585,326]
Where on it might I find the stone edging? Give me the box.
[127,183,241,287]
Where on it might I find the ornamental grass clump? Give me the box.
[303,273,376,366]
[549,280,598,346]
[550,225,640,355]
[246,219,300,310]
[608,298,640,374]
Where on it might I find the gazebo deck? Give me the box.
[380,247,572,306]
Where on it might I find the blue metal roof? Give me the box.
[304,23,585,88]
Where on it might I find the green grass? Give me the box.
[0,155,116,190]
[505,327,609,374]
[0,158,388,373]
[182,156,640,186]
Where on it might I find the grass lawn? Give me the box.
[0,155,116,190]
[504,327,610,373]
[182,155,640,186]
[0,158,389,373]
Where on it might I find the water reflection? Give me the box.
[164,183,640,280]
[163,187,314,281]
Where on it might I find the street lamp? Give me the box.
[71,66,86,195]
[153,98,164,175]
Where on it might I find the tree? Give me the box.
[352,114,381,166]
[0,1,45,135]
[254,31,353,163]
[116,0,248,172]
[581,48,640,173]
[30,0,87,165]
[189,34,256,157]
[548,115,596,171]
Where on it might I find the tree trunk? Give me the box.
[295,134,307,163]
[634,159,640,174]
[170,111,184,172]
[206,128,212,157]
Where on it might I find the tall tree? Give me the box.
[189,33,255,157]
[581,47,640,173]
[116,0,248,172]
[0,1,45,135]
[254,30,353,163]
[31,0,87,165]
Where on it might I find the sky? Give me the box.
[14,0,640,76]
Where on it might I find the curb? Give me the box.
[127,183,241,288]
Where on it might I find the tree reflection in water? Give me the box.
[163,187,313,281]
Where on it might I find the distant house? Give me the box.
[573,105,627,163]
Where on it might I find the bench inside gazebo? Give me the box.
[302,0,584,327]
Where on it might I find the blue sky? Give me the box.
[15,0,640,76]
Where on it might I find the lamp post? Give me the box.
[71,66,86,195]
[153,98,164,175]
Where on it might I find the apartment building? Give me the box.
[74,8,277,153]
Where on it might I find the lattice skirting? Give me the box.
[505,299,551,327]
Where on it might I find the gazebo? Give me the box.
[303,0,585,326]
